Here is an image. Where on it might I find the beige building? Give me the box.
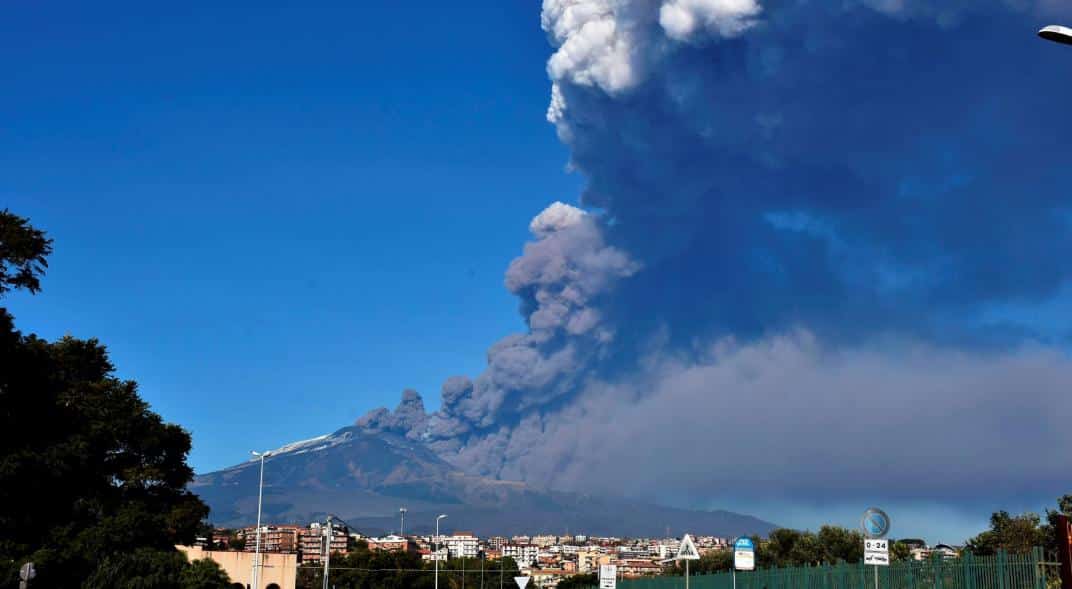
[300,523,348,564]
[577,551,611,574]
[239,525,303,553]
[178,545,297,589]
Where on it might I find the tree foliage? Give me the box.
[966,511,1048,556]
[180,558,234,589]
[557,573,598,589]
[0,212,212,587]
[0,210,52,296]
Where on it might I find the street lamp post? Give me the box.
[435,514,448,589]
[1039,25,1072,46]
[250,450,272,589]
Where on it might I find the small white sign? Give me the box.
[864,538,889,566]
[515,576,531,589]
[599,564,617,589]
[676,534,700,560]
[734,550,755,571]
[734,537,756,571]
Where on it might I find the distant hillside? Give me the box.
[192,426,775,537]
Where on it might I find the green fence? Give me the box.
[615,550,1062,589]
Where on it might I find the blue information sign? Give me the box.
[734,538,754,551]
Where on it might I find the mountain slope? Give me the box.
[192,425,775,537]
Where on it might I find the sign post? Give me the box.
[676,534,700,589]
[733,537,755,589]
[1056,515,1072,589]
[861,508,891,589]
[600,564,617,589]
[19,563,35,589]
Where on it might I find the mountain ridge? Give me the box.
[192,419,776,537]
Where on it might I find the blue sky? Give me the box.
[1,0,576,471]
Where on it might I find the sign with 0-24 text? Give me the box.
[864,538,889,566]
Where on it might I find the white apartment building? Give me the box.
[503,544,539,567]
[617,545,649,559]
[443,532,480,559]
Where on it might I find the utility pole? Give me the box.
[250,450,271,589]
[322,516,332,589]
[435,514,448,589]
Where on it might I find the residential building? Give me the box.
[503,544,539,567]
[240,525,303,553]
[577,550,603,574]
[618,558,664,577]
[368,534,416,553]
[299,522,348,564]
[912,544,960,560]
[488,536,508,551]
[443,532,480,559]
[533,535,557,548]
[530,569,569,588]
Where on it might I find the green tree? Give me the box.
[691,549,734,574]
[816,525,864,563]
[749,526,866,568]
[82,548,188,589]
[180,559,233,589]
[965,511,1047,555]
[558,573,598,589]
[0,210,52,295]
[1042,494,1072,557]
[0,212,210,587]
[85,551,230,589]
[763,528,804,566]
[889,541,912,562]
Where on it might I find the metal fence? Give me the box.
[613,549,1062,589]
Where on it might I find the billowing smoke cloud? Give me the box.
[358,0,1072,526]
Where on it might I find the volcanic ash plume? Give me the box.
[357,0,1072,512]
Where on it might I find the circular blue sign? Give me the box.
[860,507,890,538]
[734,537,755,551]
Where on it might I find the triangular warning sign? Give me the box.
[515,576,531,589]
[676,533,700,560]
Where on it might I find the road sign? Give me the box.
[515,576,531,589]
[600,564,617,589]
[677,534,700,560]
[734,537,755,571]
[860,508,891,539]
[19,563,35,581]
[864,538,890,566]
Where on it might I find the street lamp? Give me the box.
[435,514,448,589]
[250,450,272,589]
[1039,25,1072,46]
[400,507,407,537]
